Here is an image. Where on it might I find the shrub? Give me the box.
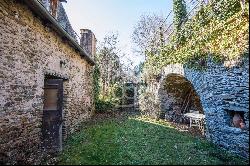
[95,99,114,113]
[95,83,123,113]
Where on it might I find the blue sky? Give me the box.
[62,0,173,66]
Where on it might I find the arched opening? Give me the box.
[158,74,204,125]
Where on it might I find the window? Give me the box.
[44,88,58,110]
[227,110,245,129]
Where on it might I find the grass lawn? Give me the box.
[57,116,248,165]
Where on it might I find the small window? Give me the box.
[228,111,245,129]
[44,88,58,110]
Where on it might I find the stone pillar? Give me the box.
[80,29,97,57]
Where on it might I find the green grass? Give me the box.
[58,116,248,165]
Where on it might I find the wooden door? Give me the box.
[42,79,63,152]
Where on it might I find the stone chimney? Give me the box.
[80,29,97,57]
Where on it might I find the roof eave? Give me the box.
[22,0,95,66]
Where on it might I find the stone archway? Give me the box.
[158,73,204,124]
[144,60,249,158]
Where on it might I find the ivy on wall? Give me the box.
[143,0,249,81]
[93,64,100,104]
[173,0,187,31]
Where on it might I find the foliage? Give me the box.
[173,0,187,31]
[58,116,248,165]
[121,83,136,106]
[142,0,249,81]
[94,32,139,113]
[100,83,123,105]
[94,99,114,113]
[93,64,100,104]
[132,14,172,60]
[94,83,123,113]
[112,83,123,99]
[96,32,122,95]
[133,62,144,77]
[93,33,125,113]
[92,64,111,113]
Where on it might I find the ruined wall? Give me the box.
[0,0,94,164]
[181,57,249,158]
[144,57,249,158]
[197,58,249,159]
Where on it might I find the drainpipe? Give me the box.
[22,0,95,66]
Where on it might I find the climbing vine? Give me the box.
[93,64,100,106]
[142,0,249,81]
[173,0,187,42]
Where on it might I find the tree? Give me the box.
[96,32,122,96]
[132,14,172,60]
[94,32,138,112]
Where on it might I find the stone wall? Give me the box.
[143,57,249,158]
[0,0,94,164]
[198,58,249,158]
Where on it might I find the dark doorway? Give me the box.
[42,78,63,152]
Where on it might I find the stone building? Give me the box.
[0,0,96,164]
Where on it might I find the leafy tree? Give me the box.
[94,33,137,112]
[96,32,122,95]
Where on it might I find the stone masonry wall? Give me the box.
[199,58,249,158]
[182,57,249,158]
[0,0,94,164]
[145,57,249,158]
